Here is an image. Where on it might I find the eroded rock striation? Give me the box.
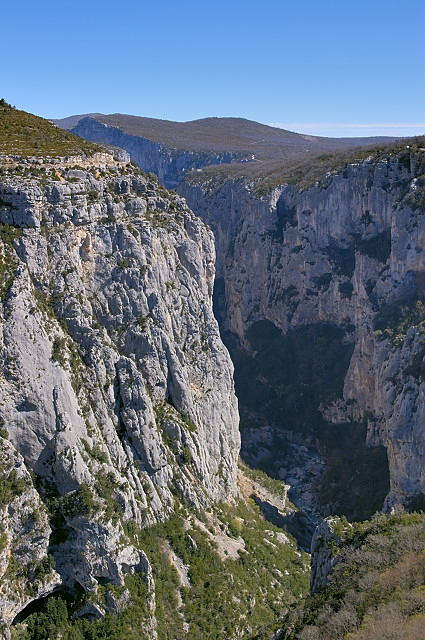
[73,117,425,518]
[180,149,425,514]
[0,154,239,630]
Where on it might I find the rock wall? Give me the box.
[69,116,425,513]
[180,152,425,511]
[0,156,239,628]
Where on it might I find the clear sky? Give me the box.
[1,0,424,137]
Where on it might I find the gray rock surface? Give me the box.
[180,154,425,508]
[309,516,349,592]
[71,119,425,514]
[0,155,239,627]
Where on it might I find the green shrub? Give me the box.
[0,468,27,509]
[61,484,95,519]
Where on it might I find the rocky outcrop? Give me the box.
[0,439,60,632]
[309,516,351,592]
[0,155,239,627]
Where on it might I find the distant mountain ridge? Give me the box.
[54,112,399,160]
[53,114,404,193]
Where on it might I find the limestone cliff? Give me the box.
[72,117,425,518]
[0,152,239,630]
[179,146,425,515]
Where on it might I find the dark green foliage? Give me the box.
[409,173,425,212]
[94,472,123,523]
[0,98,14,109]
[20,597,70,640]
[0,104,100,157]
[180,445,193,464]
[25,556,56,594]
[0,222,22,300]
[116,258,131,269]
[51,337,67,366]
[0,421,9,438]
[12,497,309,640]
[61,484,95,519]
[135,504,308,640]
[0,468,27,508]
[398,150,412,170]
[374,293,425,346]
[137,314,149,331]
[13,576,153,640]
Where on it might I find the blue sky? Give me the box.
[1,0,424,137]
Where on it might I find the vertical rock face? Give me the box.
[67,116,425,508]
[179,150,425,512]
[0,156,239,626]
[69,115,425,517]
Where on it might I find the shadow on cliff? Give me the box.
[215,306,390,525]
[250,494,314,551]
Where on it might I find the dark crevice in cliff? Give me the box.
[231,319,353,436]
[314,422,390,521]
[212,295,390,524]
[12,588,74,625]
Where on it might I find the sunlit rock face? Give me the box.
[70,116,425,515]
[0,155,240,627]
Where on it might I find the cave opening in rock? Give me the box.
[12,587,75,626]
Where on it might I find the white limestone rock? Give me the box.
[0,159,240,626]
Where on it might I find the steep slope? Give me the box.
[0,104,315,640]
[284,512,425,639]
[180,139,425,519]
[0,104,241,635]
[66,108,425,523]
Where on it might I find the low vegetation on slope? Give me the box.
[54,112,404,192]
[187,133,425,193]
[60,113,394,156]
[284,512,425,640]
[11,473,309,640]
[0,100,100,158]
